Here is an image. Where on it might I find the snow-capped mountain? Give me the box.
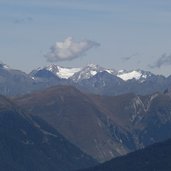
[31,65,81,79]
[48,64,154,83]
[30,64,156,83]
[1,62,170,96]
[45,65,81,79]
[117,69,153,82]
[31,64,116,81]
[71,64,116,82]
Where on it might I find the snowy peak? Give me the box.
[71,64,116,82]
[31,64,154,83]
[57,67,81,79]
[45,64,59,73]
[31,65,81,79]
[117,69,153,82]
[45,65,81,79]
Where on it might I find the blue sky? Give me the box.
[1,0,171,75]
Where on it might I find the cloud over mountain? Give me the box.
[121,53,139,61]
[150,53,171,68]
[45,37,100,62]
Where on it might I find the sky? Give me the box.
[1,0,171,75]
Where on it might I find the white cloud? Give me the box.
[45,37,100,62]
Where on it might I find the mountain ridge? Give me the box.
[0,94,97,171]
[30,63,155,82]
[0,62,171,97]
[14,85,171,162]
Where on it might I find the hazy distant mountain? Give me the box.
[75,71,125,96]
[0,63,68,96]
[31,68,59,80]
[1,62,171,96]
[75,67,169,95]
[117,69,154,82]
[32,64,155,83]
[30,64,81,79]
[0,95,97,171]
[29,64,171,96]
[0,63,35,96]
[70,64,116,82]
[79,138,171,171]
[15,85,171,162]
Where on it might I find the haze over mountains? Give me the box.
[0,62,171,96]
[1,62,171,170]
[2,0,171,170]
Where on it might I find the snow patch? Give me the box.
[105,69,113,74]
[57,67,81,79]
[3,64,9,69]
[117,70,143,81]
[90,70,97,76]
[45,65,81,79]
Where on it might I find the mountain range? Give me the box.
[0,60,171,169]
[30,63,155,82]
[14,85,171,162]
[0,63,171,96]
